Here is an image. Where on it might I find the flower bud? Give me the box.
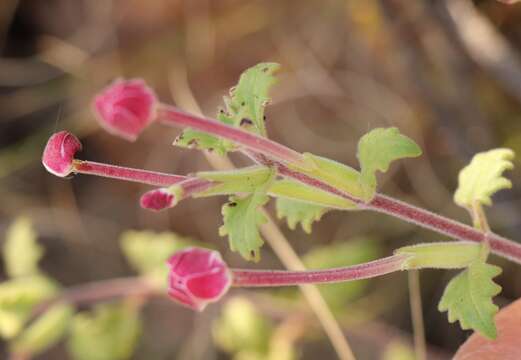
[167,247,231,311]
[140,188,176,211]
[42,131,82,177]
[93,79,158,141]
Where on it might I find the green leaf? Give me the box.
[224,62,279,136]
[396,242,481,270]
[12,304,73,356]
[3,217,43,278]
[196,166,273,197]
[219,191,270,262]
[357,128,421,200]
[291,153,365,202]
[174,62,279,154]
[68,302,141,360]
[438,260,502,339]
[454,148,515,209]
[212,297,272,355]
[269,179,356,210]
[0,275,58,339]
[174,129,234,156]
[302,240,380,310]
[275,198,328,233]
[120,230,195,286]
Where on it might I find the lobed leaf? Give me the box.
[219,191,270,262]
[357,128,421,200]
[3,217,43,278]
[438,260,502,339]
[275,198,328,234]
[174,62,279,153]
[454,148,515,209]
[68,302,141,360]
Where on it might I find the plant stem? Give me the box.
[408,270,426,360]
[232,254,408,287]
[72,160,186,187]
[156,104,306,166]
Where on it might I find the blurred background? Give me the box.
[1,0,521,359]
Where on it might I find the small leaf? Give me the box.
[454,148,515,209]
[174,129,234,156]
[396,242,481,270]
[12,304,73,356]
[438,260,502,339]
[68,302,141,360]
[196,166,273,197]
[269,179,356,209]
[357,128,421,199]
[212,297,272,355]
[174,62,279,153]
[120,230,195,286]
[291,153,365,202]
[0,275,58,339]
[276,198,328,233]
[225,62,279,136]
[3,217,43,278]
[219,192,269,261]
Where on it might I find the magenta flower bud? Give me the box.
[93,79,158,141]
[140,188,176,211]
[42,131,82,177]
[167,247,231,311]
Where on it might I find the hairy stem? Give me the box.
[232,254,408,287]
[73,160,186,187]
[156,104,306,166]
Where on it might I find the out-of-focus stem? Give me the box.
[72,160,186,187]
[408,270,427,360]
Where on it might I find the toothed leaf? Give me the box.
[276,198,328,233]
[454,148,515,209]
[438,260,502,339]
[357,128,421,200]
[174,62,279,154]
[219,192,269,262]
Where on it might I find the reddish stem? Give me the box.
[73,160,186,187]
[232,254,408,287]
[156,104,305,166]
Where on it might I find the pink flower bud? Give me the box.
[42,131,82,177]
[93,79,158,141]
[140,188,176,211]
[167,247,231,311]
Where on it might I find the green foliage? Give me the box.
[175,62,279,154]
[302,240,380,310]
[269,179,355,209]
[3,217,43,278]
[12,304,73,356]
[68,302,142,360]
[196,166,273,197]
[219,191,270,262]
[120,230,196,286]
[454,148,515,209]
[0,275,58,339]
[438,260,502,339]
[212,297,272,356]
[357,127,421,199]
[396,242,481,270]
[275,198,328,234]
